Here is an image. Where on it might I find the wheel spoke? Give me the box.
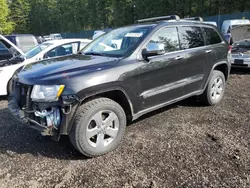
[217,87,223,95]
[105,127,118,138]
[104,112,118,127]
[216,79,223,88]
[211,86,216,97]
[92,111,103,127]
[86,127,99,139]
[96,133,105,149]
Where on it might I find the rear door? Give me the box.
[202,27,226,78]
[178,26,207,94]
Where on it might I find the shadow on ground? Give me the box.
[0,95,203,160]
[0,107,86,160]
[231,67,250,75]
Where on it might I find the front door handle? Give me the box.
[175,56,184,60]
[206,50,212,53]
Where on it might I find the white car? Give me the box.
[0,36,92,96]
[50,33,63,40]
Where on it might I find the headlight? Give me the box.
[31,85,65,101]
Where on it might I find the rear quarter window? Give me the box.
[179,26,205,49]
[203,27,222,45]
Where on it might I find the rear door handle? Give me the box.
[175,56,184,60]
[206,50,212,53]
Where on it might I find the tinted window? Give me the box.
[149,27,180,52]
[179,26,204,49]
[204,27,222,45]
[47,43,77,58]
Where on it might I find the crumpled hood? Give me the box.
[18,54,119,85]
[231,24,250,42]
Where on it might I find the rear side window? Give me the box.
[203,27,222,45]
[149,27,180,52]
[179,26,204,49]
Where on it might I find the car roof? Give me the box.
[5,34,36,37]
[43,39,92,45]
[130,20,217,29]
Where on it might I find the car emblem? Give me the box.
[239,53,244,57]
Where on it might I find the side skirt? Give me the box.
[132,90,203,121]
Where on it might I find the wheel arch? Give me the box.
[203,61,230,91]
[79,87,135,122]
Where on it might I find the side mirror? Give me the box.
[142,43,165,59]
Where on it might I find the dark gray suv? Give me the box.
[9,15,231,157]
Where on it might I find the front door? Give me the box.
[137,26,187,110]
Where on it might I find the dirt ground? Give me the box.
[0,68,250,188]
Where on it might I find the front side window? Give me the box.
[82,26,153,57]
[148,27,180,52]
[204,27,222,45]
[46,43,78,58]
[179,26,205,49]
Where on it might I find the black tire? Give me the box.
[69,97,126,157]
[7,78,14,95]
[200,70,226,106]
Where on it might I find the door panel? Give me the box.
[138,27,187,110]
[178,26,207,94]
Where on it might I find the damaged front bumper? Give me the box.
[8,83,80,137]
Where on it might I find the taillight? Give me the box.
[228,45,232,53]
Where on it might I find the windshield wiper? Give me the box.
[84,52,105,56]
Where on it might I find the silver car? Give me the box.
[230,24,250,68]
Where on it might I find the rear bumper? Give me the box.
[230,56,250,68]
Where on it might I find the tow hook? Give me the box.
[62,105,72,115]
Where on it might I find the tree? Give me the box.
[0,0,13,34]
[9,0,30,33]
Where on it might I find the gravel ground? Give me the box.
[0,68,250,188]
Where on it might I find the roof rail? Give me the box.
[136,15,180,24]
[183,17,204,21]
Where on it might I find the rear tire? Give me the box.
[200,70,226,106]
[69,97,126,157]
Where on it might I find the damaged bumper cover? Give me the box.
[8,93,80,136]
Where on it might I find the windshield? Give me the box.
[82,26,153,58]
[25,43,52,59]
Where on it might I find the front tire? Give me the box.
[69,97,126,157]
[200,70,226,106]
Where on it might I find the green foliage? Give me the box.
[0,0,14,34]
[9,0,30,33]
[5,0,250,35]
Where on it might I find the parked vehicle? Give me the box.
[43,35,52,41]
[50,33,63,40]
[9,15,230,157]
[92,30,106,40]
[230,24,250,67]
[221,19,250,36]
[4,34,38,53]
[36,36,44,44]
[0,37,92,96]
[204,21,217,26]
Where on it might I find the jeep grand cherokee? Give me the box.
[9,15,231,157]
